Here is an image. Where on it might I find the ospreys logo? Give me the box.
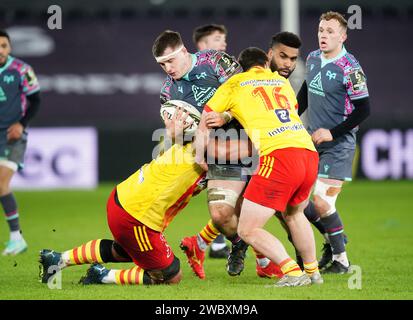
[195,72,207,80]
[3,75,15,84]
[191,85,216,107]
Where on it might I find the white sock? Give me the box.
[10,230,23,241]
[211,242,227,251]
[102,269,116,284]
[333,252,349,267]
[256,257,270,267]
[196,234,207,251]
[61,251,71,267]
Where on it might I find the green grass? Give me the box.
[0,180,412,300]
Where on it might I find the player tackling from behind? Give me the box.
[297,11,370,273]
[196,47,322,286]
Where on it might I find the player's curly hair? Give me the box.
[320,11,348,30]
[152,30,183,57]
[269,32,301,49]
[0,29,10,41]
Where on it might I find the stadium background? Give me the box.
[1,0,412,187]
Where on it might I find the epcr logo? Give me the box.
[274,109,291,123]
[17,147,79,180]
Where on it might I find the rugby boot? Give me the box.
[256,260,283,279]
[180,236,206,279]
[275,273,311,287]
[3,238,27,256]
[321,260,350,274]
[80,263,110,285]
[226,239,248,276]
[39,249,63,283]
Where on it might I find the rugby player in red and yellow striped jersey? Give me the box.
[39,113,206,286]
[196,47,322,286]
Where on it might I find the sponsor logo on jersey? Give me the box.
[160,234,172,259]
[309,71,325,97]
[191,85,216,107]
[268,123,305,137]
[274,109,291,123]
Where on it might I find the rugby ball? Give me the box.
[160,100,202,135]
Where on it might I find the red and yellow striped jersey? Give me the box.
[116,143,205,232]
[206,67,315,156]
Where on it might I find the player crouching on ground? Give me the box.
[39,111,206,286]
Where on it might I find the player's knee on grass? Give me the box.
[146,256,181,284]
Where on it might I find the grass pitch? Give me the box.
[0,180,412,300]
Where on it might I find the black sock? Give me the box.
[100,239,132,262]
[213,234,226,244]
[304,200,326,235]
[226,234,241,245]
[320,212,345,254]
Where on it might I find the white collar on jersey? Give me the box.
[0,55,14,75]
[320,46,347,68]
[181,54,197,81]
